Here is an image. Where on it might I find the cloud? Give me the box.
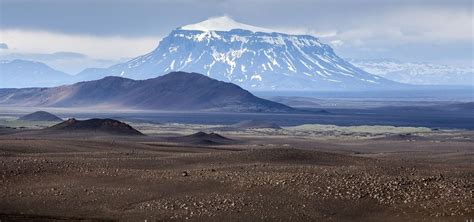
[272,6,472,44]
[0,43,8,49]
[330,40,344,47]
[0,29,159,60]
[271,27,338,38]
[340,7,472,43]
[312,31,338,38]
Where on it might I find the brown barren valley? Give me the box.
[0,118,472,221]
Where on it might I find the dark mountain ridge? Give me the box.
[0,72,294,113]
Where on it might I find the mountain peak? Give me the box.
[180,16,273,33]
[77,18,401,91]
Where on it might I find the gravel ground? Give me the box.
[0,130,473,221]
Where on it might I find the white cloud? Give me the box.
[312,30,338,38]
[0,29,159,60]
[270,27,338,38]
[330,40,344,47]
[331,7,472,46]
[272,6,472,49]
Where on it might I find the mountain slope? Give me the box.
[0,72,294,112]
[348,58,474,86]
[77,16,399,91]
[0,60,74,88]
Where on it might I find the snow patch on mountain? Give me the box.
[77,17,399,90]
[181,16,273,33]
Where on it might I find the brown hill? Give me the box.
[47,118,143,136]
[0,72,295,113]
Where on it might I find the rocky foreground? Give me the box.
[0,134,472,221]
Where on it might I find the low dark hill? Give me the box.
[46,118,143,136]
[169,132,234,145]
[0,72,295,113]
[19,111,62,121]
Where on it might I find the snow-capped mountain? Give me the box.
[348,58,474,86]
[0,59,74,88]
[78,16,398,91]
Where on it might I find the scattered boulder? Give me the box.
[376,133,423,141]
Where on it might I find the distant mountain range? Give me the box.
[0,59,74,88]
[0,72,294,113]
[76,16,397,91]
[1,17,470,90]
[348,59,473,86]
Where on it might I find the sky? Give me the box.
[0,0,473,73]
